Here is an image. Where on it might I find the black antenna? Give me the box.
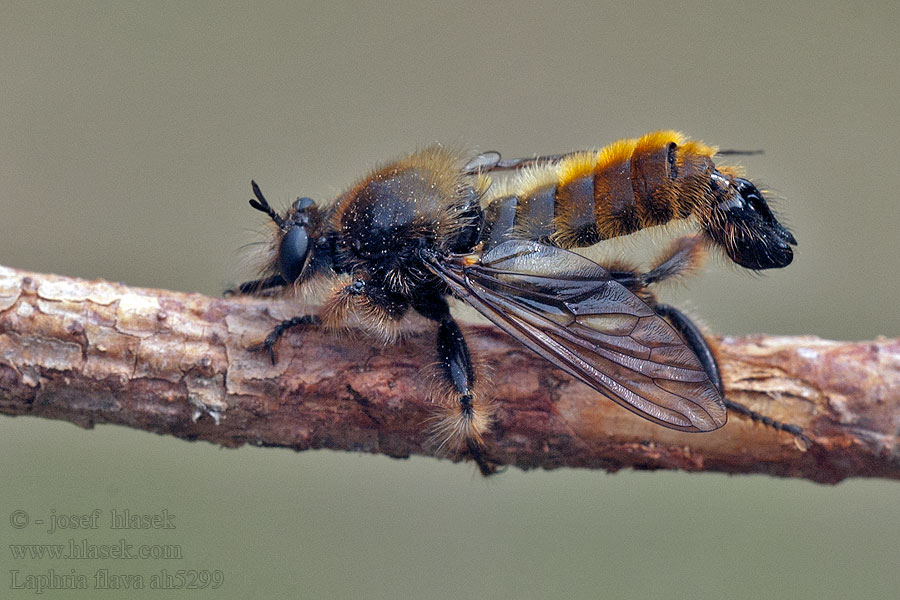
[717,149,764,156]
[248,180,285,228]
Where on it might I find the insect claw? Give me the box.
[247,341,275,363]
[467,439,497,476]
[794,433,811,452]
[262,333,281,364]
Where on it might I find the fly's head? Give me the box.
[248,180,321,284]
[705,173,796,270]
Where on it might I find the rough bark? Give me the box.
[1,265,897,484]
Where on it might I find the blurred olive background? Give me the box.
[2,2,899,599]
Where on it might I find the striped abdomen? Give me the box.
[480,131,724,250]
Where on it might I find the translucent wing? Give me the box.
[462,151,571,175]
[423,240,727,432]
[462,151,502,174]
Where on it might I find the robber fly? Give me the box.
[232,130,803,474]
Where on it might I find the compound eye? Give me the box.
[292,197,315,212]
[278,226,309,283]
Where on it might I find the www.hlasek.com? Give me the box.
[10,538,182,560]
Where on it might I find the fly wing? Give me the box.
[461,151,571,175]
[424,240,726,432]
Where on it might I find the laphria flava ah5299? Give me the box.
[231,130,804,474]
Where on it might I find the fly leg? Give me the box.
[414,295,497,476]
[250,315,320,365]
[225,274,288,297]
[653,304,723,391]
[252,279,379,364]
[437,317,496,476]
[653,303,809,450]
[606,234,723,391]
[608,234,809,448]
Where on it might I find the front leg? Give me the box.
[226,274,288,297]
[252,280,372,364]
[251,315,320,365]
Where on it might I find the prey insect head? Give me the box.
[706,173,797,270]
[248,180,318,284]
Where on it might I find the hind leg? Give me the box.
[654,303,809,449]
[607,237,809,447]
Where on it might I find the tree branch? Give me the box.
[1,265,897,484]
